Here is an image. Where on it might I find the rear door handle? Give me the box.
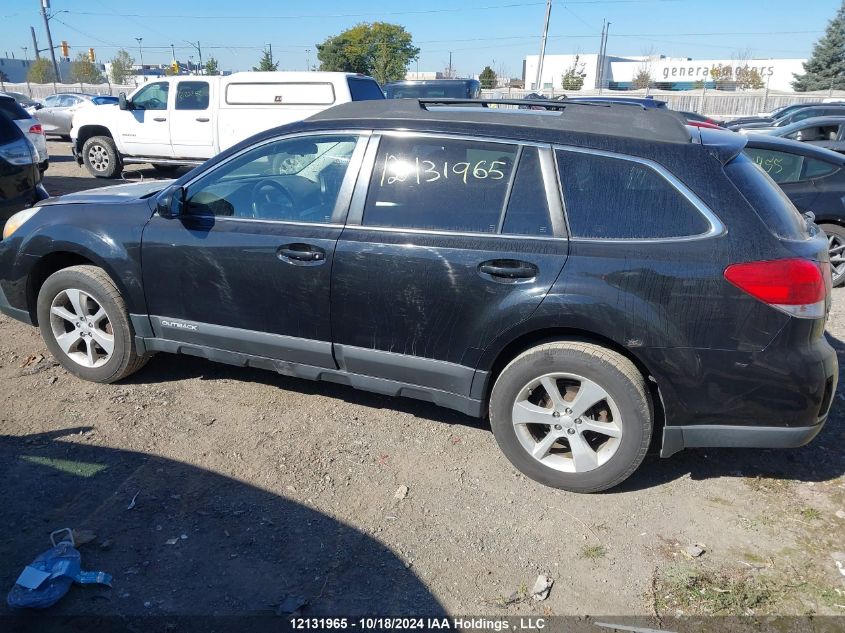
[153,117,167,122]
[195,117,210,122]
[478,259,538,281]
[277,243,326,265]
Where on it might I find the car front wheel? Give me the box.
[489,341,652,493]
[37,265,148,383]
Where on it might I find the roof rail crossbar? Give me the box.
[416,98,603,110]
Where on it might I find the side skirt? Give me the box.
[139,337,485,417]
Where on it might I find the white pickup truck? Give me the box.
[71,71,384,178]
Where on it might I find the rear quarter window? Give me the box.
[347,78,384,101]
[0,98,29,120]
[0,112,23,144]
[725,154,809,241]
[556,149,710,239]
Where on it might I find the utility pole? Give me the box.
[268,43,273,66]
[534,0,552,92]
[30,27,41,59]
[22,47,32,95]
[448,51,453,78]
[135,37,144,84]
[170,43,176,61]
[596,20,606,90]
[305,48,311,71]
[598,21,611,93]
[38,0,61,82]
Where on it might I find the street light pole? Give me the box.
[38,0,62,83]
[534,0,552,92]
[135,37,144,84]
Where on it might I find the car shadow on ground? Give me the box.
[0,428,445,629]
[126,336,845,492]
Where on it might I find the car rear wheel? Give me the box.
[821,223,845,287]
[82,135,122,178]
[37,265,148,383]
[489,341,652,493]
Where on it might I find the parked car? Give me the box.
[0,99,836,493]
[71,72,384,178]
[564,96,668,109]
[680,110,723,128]
[0,94,48,172]
[747,116,845,153]
[733,104,845,132]
[385,79,480,99]
[34,93,120,138]
[742,134,845,286]
[0,112,47,224]
[0,91,41,111]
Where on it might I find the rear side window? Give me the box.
[556,150,709,239]
[725,154,809,240]
[363,136,518,233]
[0,97,29,120]
[175,81,209,110]
[502,147,552,236]
[347,78,384,101]
[743,147,838,183]
[0,112,23,144]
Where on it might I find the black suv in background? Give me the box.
[0,99,836,492]
[0,112,47,224]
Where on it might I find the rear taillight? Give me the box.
[724,258,826,319]
[28,124,43,135]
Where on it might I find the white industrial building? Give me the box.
[523,53,807,92]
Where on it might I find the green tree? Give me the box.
[69,52,104,84]
[317,22,419,84]
[709,64,734,90]
[479,65,497,89]
[204,57,220,76]
[109,49,135,85]
[27,58,56,84]
[794,2,845,91]
[253,49,279,72]
[560,55,586,90]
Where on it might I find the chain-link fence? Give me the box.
[481,88,845,120]
[0,82,136,99]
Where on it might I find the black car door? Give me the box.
[330,132,569,401]
[141,132,368,368]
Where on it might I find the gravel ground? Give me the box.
[0,140,843,620]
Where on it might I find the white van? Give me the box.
[70,72,384,177]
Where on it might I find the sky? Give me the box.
[1,0,841,78]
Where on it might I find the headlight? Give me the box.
[3,207,40,240]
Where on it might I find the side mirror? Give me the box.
[157,185,185,219]
[118,93,130,110]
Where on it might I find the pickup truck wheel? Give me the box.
[37,265,148,383]
[82,135,122,178]
[489,342,652,493]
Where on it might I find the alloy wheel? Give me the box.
[829,232,845,285]
[511,372,623,473]
[49,288,114,368]
[87,144,110,172]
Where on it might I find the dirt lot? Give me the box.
[0,140,844,622]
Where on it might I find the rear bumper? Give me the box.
[661,419,826,457]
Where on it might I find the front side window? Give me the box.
[132,82,169,111]
[556,150,709,239]
[184,134,359,223]
[176,82,210,110]
[363,136,518,233]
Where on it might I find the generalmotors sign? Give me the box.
[653,58,805,90]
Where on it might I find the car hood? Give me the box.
[45,179,174,205]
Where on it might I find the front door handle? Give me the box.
[153,117,167,122]
[478,259,538,281]
[277,243,326,265]
[195,117,210,122]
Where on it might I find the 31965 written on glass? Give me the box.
[290,616,546,630]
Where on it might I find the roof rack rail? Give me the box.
[417,98,579,110]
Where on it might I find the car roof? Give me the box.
[744,133,845,164]
[775,115,845,132]
[307,98,691,144]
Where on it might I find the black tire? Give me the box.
[37,265,148,383]
[821,223,845,287]
[82,135,122,178]
[152,164,181,175]
[489,341,652,493]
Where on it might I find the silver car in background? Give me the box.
[35,93,119,138]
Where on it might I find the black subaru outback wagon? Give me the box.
[0,99,837,492]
